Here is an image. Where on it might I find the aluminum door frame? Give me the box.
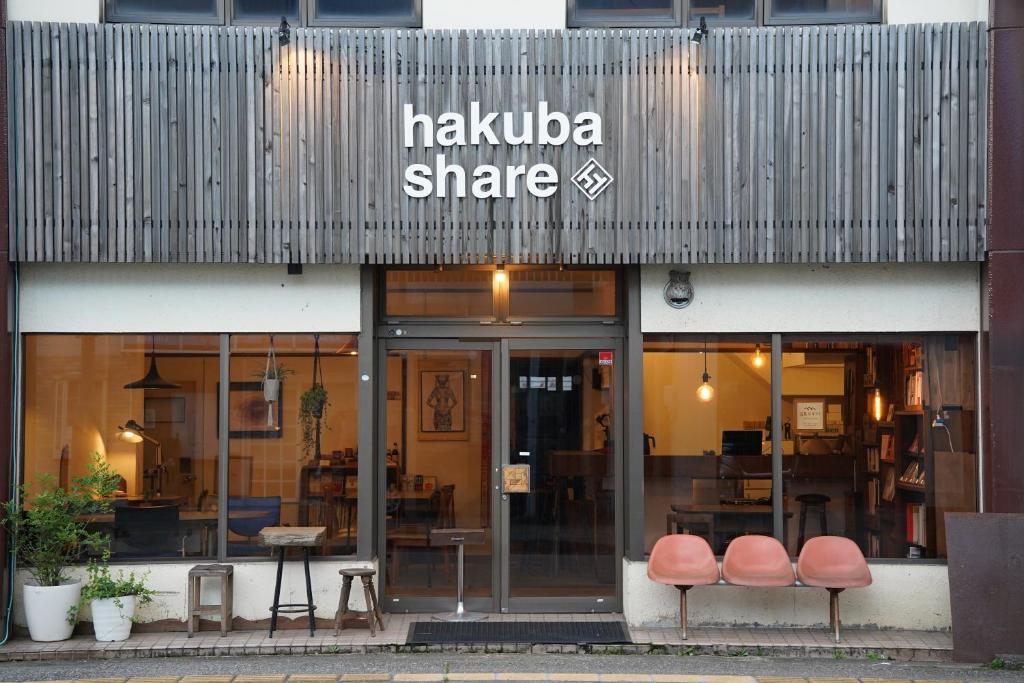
[377,337,502,615]
[498,337,625,613]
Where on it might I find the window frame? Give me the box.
[105,0,225,25]
[306,0,422,28]
[763,0,882,26]
[105,0,422,27]
[567,0,683,28]
[686,0,760,27]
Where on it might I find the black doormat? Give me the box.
[406,620,631,645]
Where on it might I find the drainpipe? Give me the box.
[0,0,14,645]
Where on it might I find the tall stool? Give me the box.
[796,494,830,551]
[259,526,326,637]
[429,528,487,622]
[187,563,233,637]
[335,567,385,636]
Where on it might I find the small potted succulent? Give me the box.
[73,554,154,642]
[2,453,120,642]
[255,362,293,404]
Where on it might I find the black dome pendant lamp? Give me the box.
[124,335,181,390]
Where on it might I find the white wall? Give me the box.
[422,0,566,30]
[7,0,100,22]
[641,263,981,333]
[14,560,378,628]
[887,0,988,24]
[19,264,361,333]
[625,559,951,630]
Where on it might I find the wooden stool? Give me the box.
[259,526,325,638]
[187,564,233,637]
[335,567,385,636]
[796,494,831,552]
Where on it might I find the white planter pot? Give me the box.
[90,596,137,642]
[22,580,81,642]
[263,378,281,403]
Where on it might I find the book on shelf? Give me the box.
[905,370,924,408]
[906,502,927,547]
[866,479,878,515]
[907,432,921,455]
[880,434,895,462]
[882,468,896,501]
[868,532,880,558]
[900,461,920,483]
[867,447,880,473]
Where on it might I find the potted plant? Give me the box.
[1,453,120,641]
[257,362,293,403]
[299,383,329,459]
[74,554,154,642]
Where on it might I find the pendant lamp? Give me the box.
[124,336,181,390]
[696,339,714,402]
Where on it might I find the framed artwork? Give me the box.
[419,370,466,441]
[218,381,283,438]
[143,396,186,426]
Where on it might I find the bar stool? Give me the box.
[259,526,326,637]
[796,494,830,552]
[429,528,487,622]
[335,567,385,636]
[187,563,233,637]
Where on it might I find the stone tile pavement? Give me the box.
[0,675,982,683]
[0,614,953,663]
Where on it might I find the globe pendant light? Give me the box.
[124,335,181,390]
[696,339,714,402]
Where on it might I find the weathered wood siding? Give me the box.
[7,22,987,264]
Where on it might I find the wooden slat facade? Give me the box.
[6,22,987,264]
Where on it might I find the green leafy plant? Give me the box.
[1,453,121,588]
[70,553,154,623]
[866,651,886,661]
[299,383,329,458]
[253,363,294,381]
[989,657,1007,670]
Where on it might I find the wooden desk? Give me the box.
[82,510,265,556]
[669,504,792,554]
[671,503,773,515]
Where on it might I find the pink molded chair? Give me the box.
[797,536,872,643]
[647,534,720,639]
[721,535,796,587]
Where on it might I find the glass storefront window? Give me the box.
[780,336,977,560]
[642,337,773,554]
[228,334,359,557]
[22,334,221,560]
[384,269,495,319]
[507,270,618,319]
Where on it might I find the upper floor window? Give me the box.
[105,0,422,26]
[567,0,881,27]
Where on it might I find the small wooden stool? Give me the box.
[259,526,326,638]
[187,564,233,637]
[335,567,385,636]
[796,493,831,552]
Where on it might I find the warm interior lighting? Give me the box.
[696,340,714,402]
[751,344,765,369]
[116,419,145,444]
[494,265,506,284]
[872,387,883,421]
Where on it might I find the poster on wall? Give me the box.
[419,370,467,441]
[218,381,283,438]
[795,399,825,431]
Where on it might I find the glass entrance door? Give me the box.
[501,340,622,611]
[379,341,497,613]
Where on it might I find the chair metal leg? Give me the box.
[303,547,316,636]
[829,588,843,643]
[269,547,285,638]
[677,585,691,640]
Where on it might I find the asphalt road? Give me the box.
[0,654,1020,682]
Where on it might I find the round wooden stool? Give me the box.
[335,567,385,636]
[796,494,831,551]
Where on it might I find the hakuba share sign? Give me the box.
[402,102,610,200]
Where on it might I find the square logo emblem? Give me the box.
[571,158,614,200]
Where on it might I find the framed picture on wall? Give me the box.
[419,370,467,441]
[795,399,826,431]
[217,381,283,438]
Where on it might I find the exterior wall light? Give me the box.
[690,16,707,45]
[664,270,693,309]
[279,16,291,47]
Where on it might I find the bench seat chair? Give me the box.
[647,534,720,639]
[721,535,796,587]
[796,536,872,643]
